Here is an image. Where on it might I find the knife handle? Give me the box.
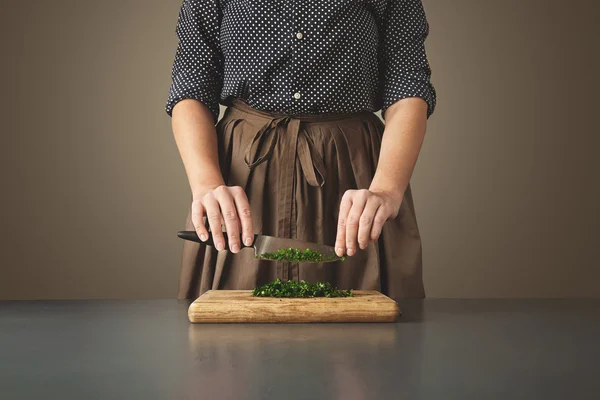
[177,230,257,249]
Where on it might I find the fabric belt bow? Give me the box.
[243,115,326,187]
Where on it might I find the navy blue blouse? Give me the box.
[165,0,436,124]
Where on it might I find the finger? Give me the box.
[345,190,369,256]
[231,186,254,247]
[213,187,242,253]
[335,191,353,257]
[357,197,381,249]
[191,202,209,242]
[370,205,390,243]
[203,194,225,251]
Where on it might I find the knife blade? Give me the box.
[176,231,343,263]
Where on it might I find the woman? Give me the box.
[166,0,436,299]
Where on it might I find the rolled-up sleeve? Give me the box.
[379,0,437,120]
[165,0,224,125]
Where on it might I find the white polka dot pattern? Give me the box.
[165,0,436,124]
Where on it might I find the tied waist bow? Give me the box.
[243,115,326,187]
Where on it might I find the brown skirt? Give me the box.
[177,97,425,299]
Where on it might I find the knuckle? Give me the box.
[374,215,387,225]
[207,211,220,221]
[359,215,372,225]
[191,212,203,221]
[346,215,359,226]
[240,207,252,217]
[337,218,347,228]
[382,205,394,215]
[370,196,384,207]
[228,232,239,240]
[214,185,227,194]
[223,210,237,220]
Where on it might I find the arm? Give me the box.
[371,0,435,196]
[167,0,254,252]
[335,0,436,257]
[369,97,427,200]
[171,100,224,197]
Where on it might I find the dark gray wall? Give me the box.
[1,0,598,299]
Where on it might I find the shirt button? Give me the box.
[296,32,303,39]
[294,92,301,99]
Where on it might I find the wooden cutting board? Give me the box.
[188,290,401,323]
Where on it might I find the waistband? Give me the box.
[225,97,374,123]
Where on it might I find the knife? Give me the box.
[176,231,343,263]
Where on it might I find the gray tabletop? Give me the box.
[1,299,599,400]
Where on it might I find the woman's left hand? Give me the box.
[335,188,404,257]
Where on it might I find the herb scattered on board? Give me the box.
[252,279,353,298]
[257,247,345,263]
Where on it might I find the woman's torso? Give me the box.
[218,0,388,115]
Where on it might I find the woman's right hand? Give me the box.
[191,185,254,253]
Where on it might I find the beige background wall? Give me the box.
[1,0,598,299]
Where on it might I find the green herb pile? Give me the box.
[252,279,353,298]
[257,247,345,263]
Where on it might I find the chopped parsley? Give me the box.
[252,279,353,298]
[256,247,345,263]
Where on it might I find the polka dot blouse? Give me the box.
[165,0,437,125]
